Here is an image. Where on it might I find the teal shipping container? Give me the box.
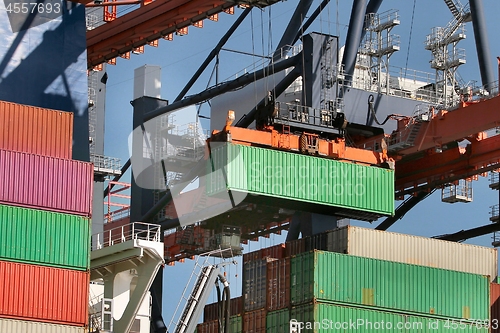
[291,251,489,320]
[267,308,290,333]
[291,302,489,333]
[206,143,394,221]
[0,204,90,270]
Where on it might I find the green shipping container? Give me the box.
[230,315,242,333]
[0,204,90,270]
[291,302,489,333]
[206,143,394,220]
[267,308,290,333]
[291,251,489,320]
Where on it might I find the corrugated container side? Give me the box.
[0,204,90,270]
[261,243,286,261]
[0,261,89,326]
[0,101,73,159]
[266,309,290,333]
[291,302,488,333]
[197,316,241,333]
[305,233,329,251]
[230,315,242,333]
[492,283,500,333]
[207,144,395,217]
[203,296,243,322]
[244,244,286,264]
[0,318,86,333]
[196,320,217,333]
[285,238,305,257]
[290,250,489,320]
[267,257,291,311]
[243,249,262,263]
[244,259,273,311]
[0,150,93,216]
[243,309,266,333]
[327,225,498,281]
[231,296,244,317]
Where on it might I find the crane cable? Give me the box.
[404,0,417,78]
[367,94,401,126]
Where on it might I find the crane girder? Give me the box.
[86,0,234,69]
[392,95,500,156]
[395,133,500,196]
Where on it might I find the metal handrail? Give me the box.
[92,222,161,251]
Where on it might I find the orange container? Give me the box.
[0,260,89,326]
[267,257,291,311]
[243,309,266,333]
[0,100,73,159]
[492,283,500,332]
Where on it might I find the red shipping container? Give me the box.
[197,320,218,333]
[244,243,286,264]
[204,296,243,322]
[0,149,93,216]
[243,248,262,263]
[285,238,306,257]
[261,243,286,261]
[267,257,291,311]
[0,101,73,159]
[491,283,500,332]
[243,309,266,333]
[0,260,89,326]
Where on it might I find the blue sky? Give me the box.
[100,0,500,323]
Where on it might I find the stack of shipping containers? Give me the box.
[198,226,498,333]
[0,101,92,332]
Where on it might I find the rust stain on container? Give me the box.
[491,283,500,332]
[0,100,73,159]
[267,257,291,311]
[243,309,266,333]
[0,149,93,216]
[0,260,89,326]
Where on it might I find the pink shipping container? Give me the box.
[492,283,500,333]
[0,260,89,326]
[0,149,93,216]
[267,257,291,311]
[0,100,73,159]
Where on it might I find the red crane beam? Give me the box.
[395,134,500,195]
[86,0,236,69]
[392,94,500,156]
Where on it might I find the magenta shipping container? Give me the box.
[0,149,93,216]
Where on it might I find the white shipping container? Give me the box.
[327,226,498,282]
[0,318,86,333]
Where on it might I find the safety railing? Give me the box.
[491,204,499,223]
[92,222,161,251]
